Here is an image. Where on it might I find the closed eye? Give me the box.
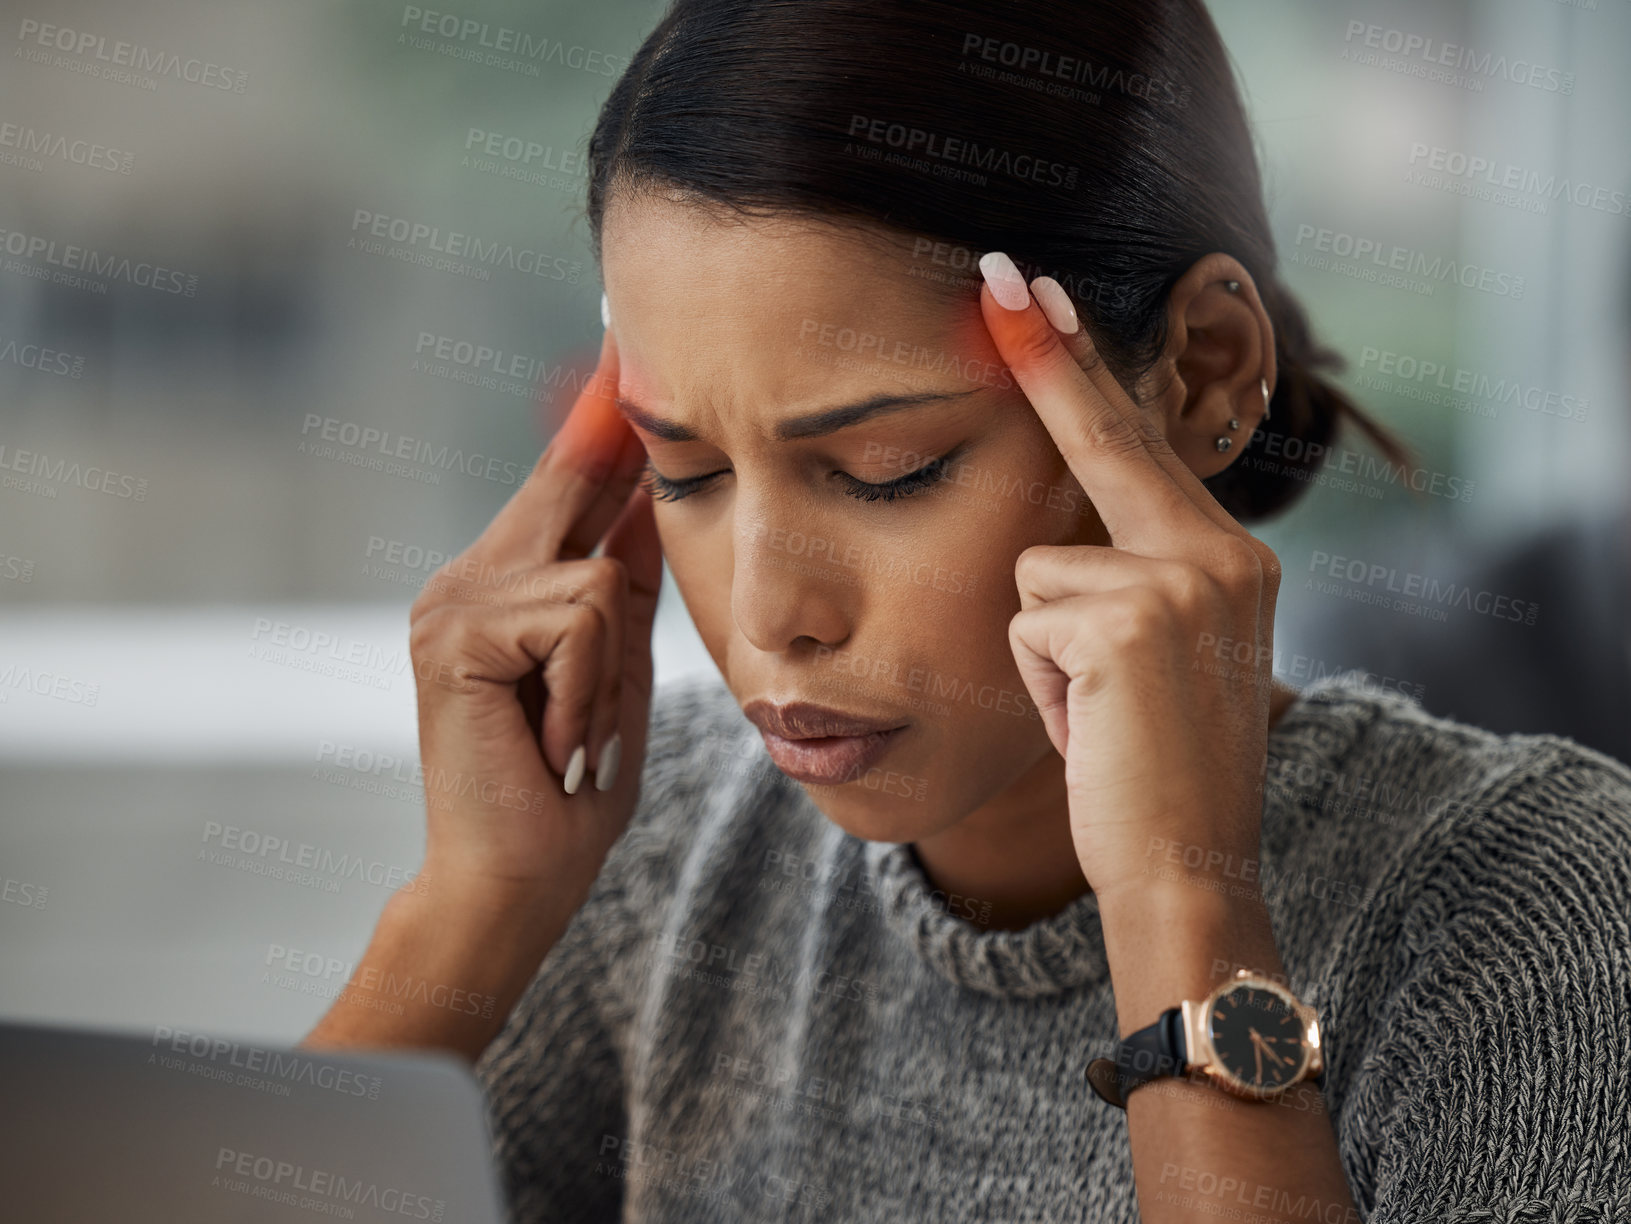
[638,443,966,505]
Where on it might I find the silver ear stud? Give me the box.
[1261,377,1271,421]
[1215,436,1233,452]
[1225,280,1240,293]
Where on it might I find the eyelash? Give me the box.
[638,445,964,505]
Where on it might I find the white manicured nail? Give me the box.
[600,291,610,329]
[1030,276,1079,334]
[594,731,622,792]
[978,251,1030,311]
[563,744,587,795]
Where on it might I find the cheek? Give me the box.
[653,510,733,650]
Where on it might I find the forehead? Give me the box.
[600,193,993,425]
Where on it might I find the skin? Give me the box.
[600,193,1301,931]
[306,188,1355,1223]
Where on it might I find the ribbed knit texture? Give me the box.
[473,671,1631,1223]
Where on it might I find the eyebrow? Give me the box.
[615,389,981,442]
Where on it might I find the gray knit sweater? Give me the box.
[473,671,1631,1223]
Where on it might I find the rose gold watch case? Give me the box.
[1179,968,1324,1101]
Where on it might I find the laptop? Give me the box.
[0,1018,508,1224]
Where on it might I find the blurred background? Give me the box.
[3,0,1628,1045]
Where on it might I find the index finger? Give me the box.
[471,321,647,568]
[975,258,1228,547]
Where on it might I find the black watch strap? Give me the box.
[1086,1007,1187,1109]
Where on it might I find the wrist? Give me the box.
[1096,883,1284,1039]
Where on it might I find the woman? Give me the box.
[303,1,1631,1220]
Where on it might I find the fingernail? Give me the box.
[1030,276,1079,334]
[594,731,622,792]
[563,743,587,795]
[600,291,610,329]
[977,251,1031,311]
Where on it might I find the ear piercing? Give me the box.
[1215,284,1270,449]
[1215,380,1273,451]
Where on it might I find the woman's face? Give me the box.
[602,194,1111,843]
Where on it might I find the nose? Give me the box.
[731,511,853,654]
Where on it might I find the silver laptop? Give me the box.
[0,1018,507,1224]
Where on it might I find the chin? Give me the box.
[794,784,952,845]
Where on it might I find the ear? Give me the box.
[1136,253,1278,480]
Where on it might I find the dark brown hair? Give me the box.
[584,0,1415,522]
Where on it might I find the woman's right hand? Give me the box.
[406,322,663,912]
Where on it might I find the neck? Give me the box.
[909,677,1303,932]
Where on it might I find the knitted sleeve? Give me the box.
[470,672,731,1224]
[1344,741,1631,1223]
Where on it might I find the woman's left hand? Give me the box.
[977,257,1282,915]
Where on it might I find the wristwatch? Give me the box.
[1086,969,1324,1108]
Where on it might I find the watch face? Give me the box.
[1206,983,1308,1093]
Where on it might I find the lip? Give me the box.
[742,699,909,787]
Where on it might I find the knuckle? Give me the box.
[547,556,627,612]
[1258,543,1284,587]
[1012,544,1055,586]
[1088,590,1163,653]
[1212,534,1262,588]
[407,600,455,659]
[1010,319,1071,371]
[1169,562,1213,612]
[1073,332,1107,375]
[1083,403,1145,460]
